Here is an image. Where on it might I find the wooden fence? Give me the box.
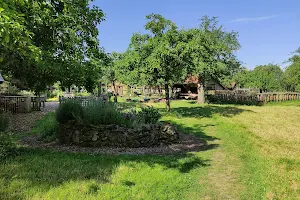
[210,92,300,105]
[59,95,108,106]
[257,93,300,103]
[0,96,31,113]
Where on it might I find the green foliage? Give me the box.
[187,16,240,103]
[235,64,285,92]
[285,48,300,92]
[138,106,162,124]
[119,13,192,110]
[57,99,137,126]
[32,112,59,142]
[0,0,105,94]
[83,100,134,126]
[56,99,84,124]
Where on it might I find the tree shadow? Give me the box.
[162,119,219,142]
[0,149,210,199]
[169,105,253,118]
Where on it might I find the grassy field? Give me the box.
[1,100,300,199]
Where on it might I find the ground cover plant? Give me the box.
[1,100,300,199]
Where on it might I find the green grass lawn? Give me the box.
[1,100,300,199]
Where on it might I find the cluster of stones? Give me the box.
[59,121,179,148]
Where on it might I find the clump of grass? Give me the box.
[32,112,59,142]
[0,132,18,159]
[0,111,18,159]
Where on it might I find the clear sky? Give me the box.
[94,0,300,69]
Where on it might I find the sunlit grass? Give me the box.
[1,100,300,199]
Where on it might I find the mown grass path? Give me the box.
[1,100,300,199]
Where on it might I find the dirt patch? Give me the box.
[20,133,206,155]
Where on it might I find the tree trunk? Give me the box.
[112,81,118,102]
[197,75,205,104]
[165,83,170,111]
[97,82,102,97]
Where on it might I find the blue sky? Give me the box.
[94,0,300,69]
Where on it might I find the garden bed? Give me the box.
[21,132,206,155]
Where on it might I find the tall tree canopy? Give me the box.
[121,14,189,111]
[0,0,105,94]
[188,16,240,103]
[285,48,300,92]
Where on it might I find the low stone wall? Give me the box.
[59,121,179,148]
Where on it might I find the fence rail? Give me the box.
[59,96,109,107]
[210,92,300,105]
[0,96,31,113]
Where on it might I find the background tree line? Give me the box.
[1,1,299,111]
[226,49,300,92]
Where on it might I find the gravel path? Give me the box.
[9,102,59,133]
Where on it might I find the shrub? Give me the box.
[138,106,162,124]
[56,99,84,123]
[32,112,59,142]
[0,110,9,132]
[83,100,133,126]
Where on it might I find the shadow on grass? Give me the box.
[0,149,210,199]
[167,105,253,119]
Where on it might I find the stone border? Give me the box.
[21,133,207,155]
[59,122,180,148]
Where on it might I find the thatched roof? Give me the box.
[0,73,4,84]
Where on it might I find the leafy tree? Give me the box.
[285,48,300,92]
[237,64,284,92]
[188,16,240,103]
[0,0,105,94]
[122,14,189,111]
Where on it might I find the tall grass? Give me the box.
[32,112,59,142]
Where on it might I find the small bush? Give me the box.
[0,132,18,159]
[138,106,162,124]
[32,112,59,142]
[56,99,84,123]
[83,100,134,126]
